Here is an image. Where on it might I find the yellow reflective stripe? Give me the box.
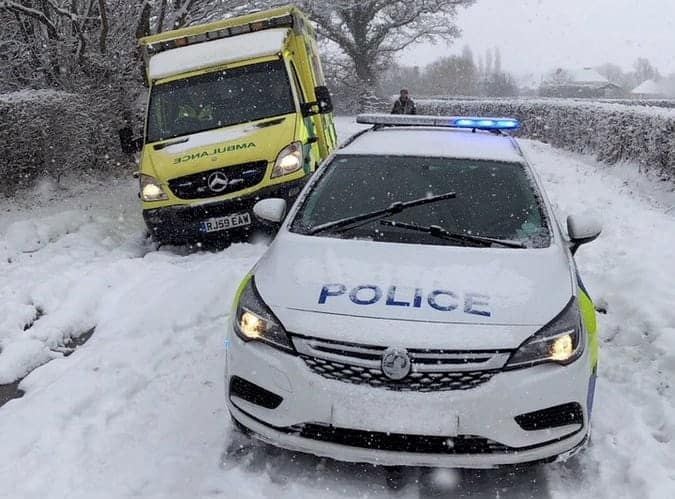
[578,290,599,369]
[231,273,253,316]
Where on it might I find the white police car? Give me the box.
[225,114,601,468]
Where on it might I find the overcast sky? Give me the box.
[401,0,675,77]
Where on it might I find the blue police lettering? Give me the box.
[413,288,424,308]
[318,284,346,304]
[464,292,492,317]
[349,285,382,305]
[427,290,459,312]
[386,286,410,307]
[318,283,491,317]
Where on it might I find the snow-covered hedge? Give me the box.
[416,99,675,178]
[0,91,125,195]
[598,99,675,109]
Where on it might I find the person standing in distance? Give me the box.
[391,88,417,115]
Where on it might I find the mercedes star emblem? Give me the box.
[381,347,412,381]
[207,171,229,193]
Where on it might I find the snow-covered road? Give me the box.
[0,117,673,498]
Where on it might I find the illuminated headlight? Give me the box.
[233,276,294,353]
[506,298,584,369]
[140,174,168,201]
[271,142,303,178]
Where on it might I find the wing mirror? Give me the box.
[301,86,334,117]
[315,86,334,114]
[567,215,602,255]
[253,198,287,225]
[119,126,143,154]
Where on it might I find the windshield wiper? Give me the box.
[380,220,526,248]
[306,192,457,236]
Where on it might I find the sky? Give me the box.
[401,0,675,78]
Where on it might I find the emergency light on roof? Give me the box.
[144,14,294,57]
[356,114,521,131]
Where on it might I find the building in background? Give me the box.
[630,79,674,99]
[539,67,625,98]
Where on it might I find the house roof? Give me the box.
[541,67,614,90]
[631,79,666,95]
[569,68,609,85]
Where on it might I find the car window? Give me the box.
[146,59,295,143]
[290,154,550,247]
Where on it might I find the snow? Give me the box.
[632,79,666,96]
[418,97,675,120]
[0,89,75,103]
[568,68,609,85]
[162,122,262,154]
[339,126,524,163]
[148,28,290,80]
[0,116,674,498]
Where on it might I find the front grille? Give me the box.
[168,161,267,199]
[300,355,497,392]
[515,402,584,431]
[293,337,510,393]
[288,424,511,454]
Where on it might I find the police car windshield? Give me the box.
[146,60,295,143]
[291,155,551,248]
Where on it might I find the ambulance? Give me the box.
[121,7,337,244]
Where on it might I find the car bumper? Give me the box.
[142,178,307,244]
[225,328,594,469]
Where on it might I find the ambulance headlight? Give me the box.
[271,142,303,178]
[233,276,294,353]
[506,298,584,369]
[140,174,169,201]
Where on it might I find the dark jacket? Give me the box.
[391,97,417,115]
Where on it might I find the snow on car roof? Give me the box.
[148,28,289,80]
[339,127,524,163]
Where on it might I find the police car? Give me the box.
[225,114,602,468]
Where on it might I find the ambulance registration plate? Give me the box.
[200,213,251,233]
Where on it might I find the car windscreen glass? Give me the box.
[146,59,295,143]
[290,155,551,248]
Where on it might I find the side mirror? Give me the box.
[119,127,143,154]
[315,86,334,114]
[253,198,287,225]
[567,215,602,255]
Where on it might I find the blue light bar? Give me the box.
[450,117,520,130]
[357,114,521,131]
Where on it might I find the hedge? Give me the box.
[416,99,675,178]
[0,90,132,196]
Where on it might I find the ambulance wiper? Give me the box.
[380,220,526,248]
[307,192,457,236]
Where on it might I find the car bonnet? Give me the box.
[253,232,575,349]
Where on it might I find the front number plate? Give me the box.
[200,213,251,233]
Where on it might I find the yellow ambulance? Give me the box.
[121,6,337,244]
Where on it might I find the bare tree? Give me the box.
[257,0,475,93]
[633,57,660,85]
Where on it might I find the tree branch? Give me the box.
[98,0,108,53]
[0,0,59,39]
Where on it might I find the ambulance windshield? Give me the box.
[146,59,295,142]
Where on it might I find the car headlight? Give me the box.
[506,298,584,369]
[271,142,303,178]
[233,275,294,353]
[140,174,168,201]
